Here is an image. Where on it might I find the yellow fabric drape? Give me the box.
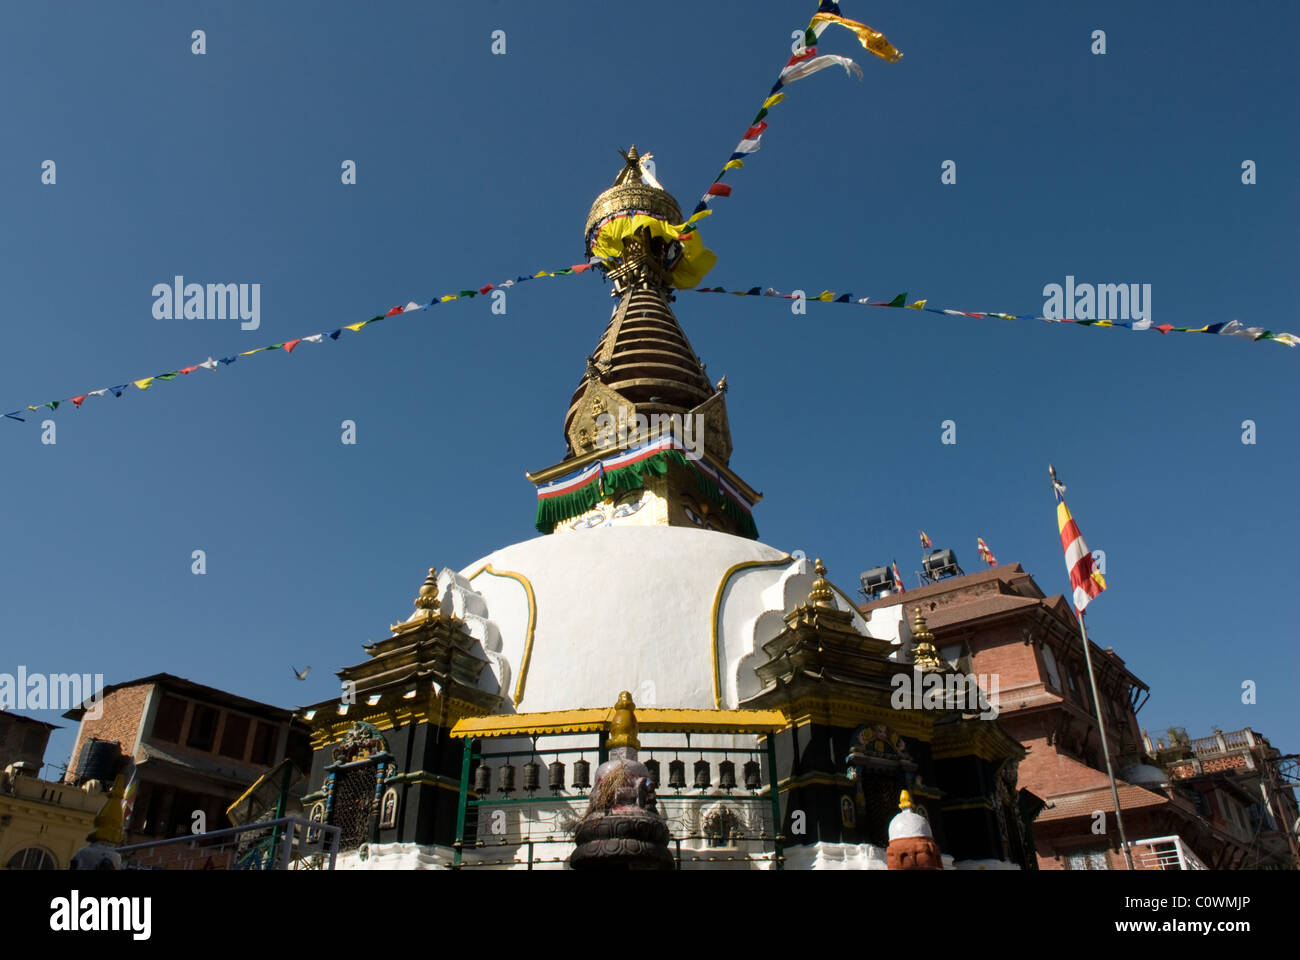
[589,214,718,289]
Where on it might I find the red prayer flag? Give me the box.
[385,305,404,316]
[283,339,301,354]
[71,395,88,408]
[178,365,199,375]
[785,46,818,66]
[706,183,733,197]
[479,284,494,294]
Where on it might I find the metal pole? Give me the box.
[267,761,292,869]
[278,821,295,870]
[765,735,783,871]
[1076,611,1135,870]
[453,737,473,869]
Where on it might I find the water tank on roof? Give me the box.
[860,565,896,599]
[75,738,120,785]
[923,548,960,580]
[1120,763,1168,786]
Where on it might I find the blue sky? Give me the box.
[2,0,1296,774]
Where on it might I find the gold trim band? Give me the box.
[710,555,794,707]
[467,563,537,707]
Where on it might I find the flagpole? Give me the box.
[1073,608,1135,870]
[1050,463,1134,871]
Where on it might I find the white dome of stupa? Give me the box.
[429,525,898,714]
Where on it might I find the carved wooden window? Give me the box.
[330,763,379,851]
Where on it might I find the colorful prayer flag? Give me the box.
[977,537,997,566]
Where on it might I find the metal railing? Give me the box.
[115,816,340,870]
[1133,835,1207,870]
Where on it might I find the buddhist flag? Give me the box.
[1053,471,1106,613]
[891,559,906,594]
[919,530,932,550]
[976,537,997,566]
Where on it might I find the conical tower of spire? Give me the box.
[526,147,759,538]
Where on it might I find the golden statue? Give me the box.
[606,690,640,750]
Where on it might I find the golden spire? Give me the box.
[898,789,913,811]
[808,559,835,608]
[910,606,945,672]
[413,567,440,616]
[613,145,646,186]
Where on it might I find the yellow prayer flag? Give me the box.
[817,291,835,302]
[811,12,903,63]
[906,299,927,310]
[723,160,744,171]
[440,295,459,302]
[761,92,785,109]
[534,270,552,278]
[344,321,368,332]
[134,377,154,390]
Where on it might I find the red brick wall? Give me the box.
[1017,734,1113,797]
[966,624,1045,691]
[65,683,153,781]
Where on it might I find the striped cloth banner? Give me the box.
[976,537,997,566]
[1056,490,1107,613]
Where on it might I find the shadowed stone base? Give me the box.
[569,808,675,870]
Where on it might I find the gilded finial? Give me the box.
[614,145,643,186]
[414,567,440,615]
[910,606,945,672]
[808,558,835,608]
[899,789,913,811]
[606,690,640,750]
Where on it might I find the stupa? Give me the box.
[295,150,1038,871]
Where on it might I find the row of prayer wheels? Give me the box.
[474,759,587,796]
[472,757,763,795]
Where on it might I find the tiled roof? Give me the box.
[62,672,298,722]
[922,594,1042,630]
[1036,782,1169,822]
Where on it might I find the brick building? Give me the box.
[858,561,1296,870]
[1145,726,1300,869]
[61,673,311,843]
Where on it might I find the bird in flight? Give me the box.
[292,665,311,681]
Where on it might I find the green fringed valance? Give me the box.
[534,450,679,534]
[690,467,760,539]
[534,449,759,540]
